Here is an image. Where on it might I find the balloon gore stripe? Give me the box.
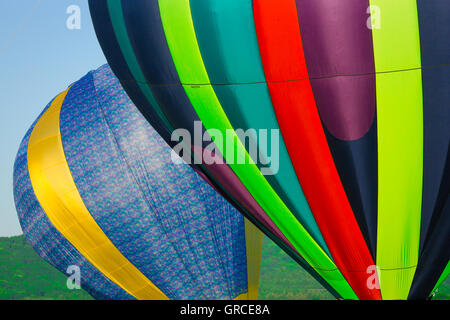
[27,87,168,300]
[253,0,379,300]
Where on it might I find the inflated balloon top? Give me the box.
[89,0,449,300]
[13,65,264,300]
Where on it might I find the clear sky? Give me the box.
[0,0,106,236]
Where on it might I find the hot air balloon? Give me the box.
[13,64,264,300]
[89,0,449,300]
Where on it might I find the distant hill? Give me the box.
[0,235,447,300]
[0,235,90,300]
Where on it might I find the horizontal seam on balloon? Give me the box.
[117,62,450,87]
[377,265,418,271]
[310,264,419,273]
[27,135,61,148]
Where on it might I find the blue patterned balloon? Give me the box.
[13,65,261,300]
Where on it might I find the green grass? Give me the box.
[433,279,450,300]
[0,235,447,300]
[259,237,333,300]
[0,236,91,300]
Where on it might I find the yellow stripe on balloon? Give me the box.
[27,87,168,300]
[233,218,263,300]
[244,218,263,300]
[370,0,423,300]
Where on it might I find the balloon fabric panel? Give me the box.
[370,0,423,299]
[253,0,379,300]
[412,0,450,298]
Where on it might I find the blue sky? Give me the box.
[0,0,106,236]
